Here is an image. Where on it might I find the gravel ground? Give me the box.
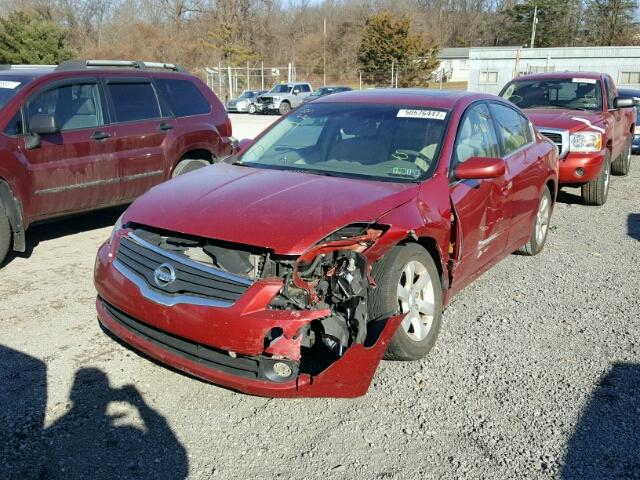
[1,128,639,478]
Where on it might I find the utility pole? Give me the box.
[391,60,395,87]
[323,17,327,86]
[261,60,264,90]
[246,61,250,91]
[530,5,538,48]
[359,71,362,90]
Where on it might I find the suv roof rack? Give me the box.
[0,64,56,70]
[56,60,188,73]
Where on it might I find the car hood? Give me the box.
[524,108,604,132]
[124,163,419,255]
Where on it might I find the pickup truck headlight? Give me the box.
[271,96,280,101]
[570,131,602,153]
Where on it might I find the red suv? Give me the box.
[95,89,558,398]
[0,60,233,265]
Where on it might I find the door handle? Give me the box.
[159,122,174,131]
[90,131,111,141]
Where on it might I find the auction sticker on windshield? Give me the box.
[572,78,597,84]
[397,109,447,120]
[0,81,20,89]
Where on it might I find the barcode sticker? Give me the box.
[0,81,20,89]
[572,78,597,84]
[397,109,447,120]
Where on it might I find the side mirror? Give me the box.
[292,89,300,95]
[454,157,506,180]
[613,96,634,109]
[30,114,58,135]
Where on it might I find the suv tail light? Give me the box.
[222,117,232,137]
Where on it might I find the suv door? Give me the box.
[21,78,119,218]
[103,77,169,201]
[488,102,539,247]
[449,102,509,288]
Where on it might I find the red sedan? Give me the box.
[94,89,558,398]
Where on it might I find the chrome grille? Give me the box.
[539,128,569,158]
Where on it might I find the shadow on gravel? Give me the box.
[0,345,188,480]
[556,188,584,205]
[2,205,127,268]
[627,214,640,241]
[561,362,640,479]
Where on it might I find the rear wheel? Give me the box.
[0,209,11,266]
[171,159,210,178]
[611,140,632,176]
[581,150,610,206]
[369,243,443,361]
[518,186,552,256]
[279,102,291,115]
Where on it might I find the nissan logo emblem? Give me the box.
[153,263,176,288]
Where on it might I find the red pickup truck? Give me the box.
[500,72,635,205]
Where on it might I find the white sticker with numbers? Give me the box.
[0,81,20,89]
[397,109,447,120]
[572,78,596,84]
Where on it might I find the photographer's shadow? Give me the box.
[1,345,188,480]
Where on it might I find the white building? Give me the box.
[468,46,640,94]
[435,48,469,83]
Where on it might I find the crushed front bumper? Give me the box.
[94,239,402,398]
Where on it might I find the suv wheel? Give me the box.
[172,159,210,178]
[369,243,443,361]
[248,104,256,114]
[0,209,11,266]
[611,140,632,176]
[581,150,610,206]
[279,102,291,115]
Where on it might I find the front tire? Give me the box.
[171,159,210,178]
[248,104,256,114]
[279,102,291,115]
[611,140,632,176]
[0,210,11,266]
[581,150,610,206]
[518,186,552,256]
[369,243,443,361]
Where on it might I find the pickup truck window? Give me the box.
[604,77,616,109]
[501,79,603,112]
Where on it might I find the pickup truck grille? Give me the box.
[539,129,569,158]
[257,96,273,104]
[115,234,252,307]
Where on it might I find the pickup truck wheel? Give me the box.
[279,102,291,115]
[581,150,610,206]
[171,159,210,178]
[0,211,11,266]
[369,243,443,361]
[248,104,256,114]
[611,140,632,176]
[518,186,552,256]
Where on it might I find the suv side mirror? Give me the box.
[292,89,300,95]
[30,114,59,135]
[454,157,506,180]
[613,96,634,109]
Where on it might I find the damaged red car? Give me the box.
[94,89,558,398]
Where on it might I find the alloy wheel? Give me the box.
[397,260,435,341]
[535,194,551,245]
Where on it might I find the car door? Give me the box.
[103,77,169,201]
[488,102,540,248]
[21,78,120,219]
[449,102,510,287]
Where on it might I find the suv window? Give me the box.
[297,84,311,93]
[27,83,103,132]
[155,78,211,117]
[489,103,532,156]
[107,82,160,122]
[453,103,500,164]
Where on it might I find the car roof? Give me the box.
[513,71,604,82]
[313,88,491,109]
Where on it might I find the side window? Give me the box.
[3,110,23,136]
[155,79,211,117]
[27,83,103,132]
[489,103,532,156]
[107,82,160,122]
[299,84,311,93]
[453,103,500,165]
[604,77,615,109]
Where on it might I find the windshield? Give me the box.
[313,88,334,96]
[270,84,292,94]
[240,91,257,99]
[237,103,449,182]
[0,76,32,109]
[501,78,603,112]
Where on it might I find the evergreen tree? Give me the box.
[358,12,440,87]
[0,11,73,64]
[585,0,638,46]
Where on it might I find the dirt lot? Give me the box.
[1,113,640,479]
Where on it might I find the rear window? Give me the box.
[107,82,161,122]
[155,78,211,117]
